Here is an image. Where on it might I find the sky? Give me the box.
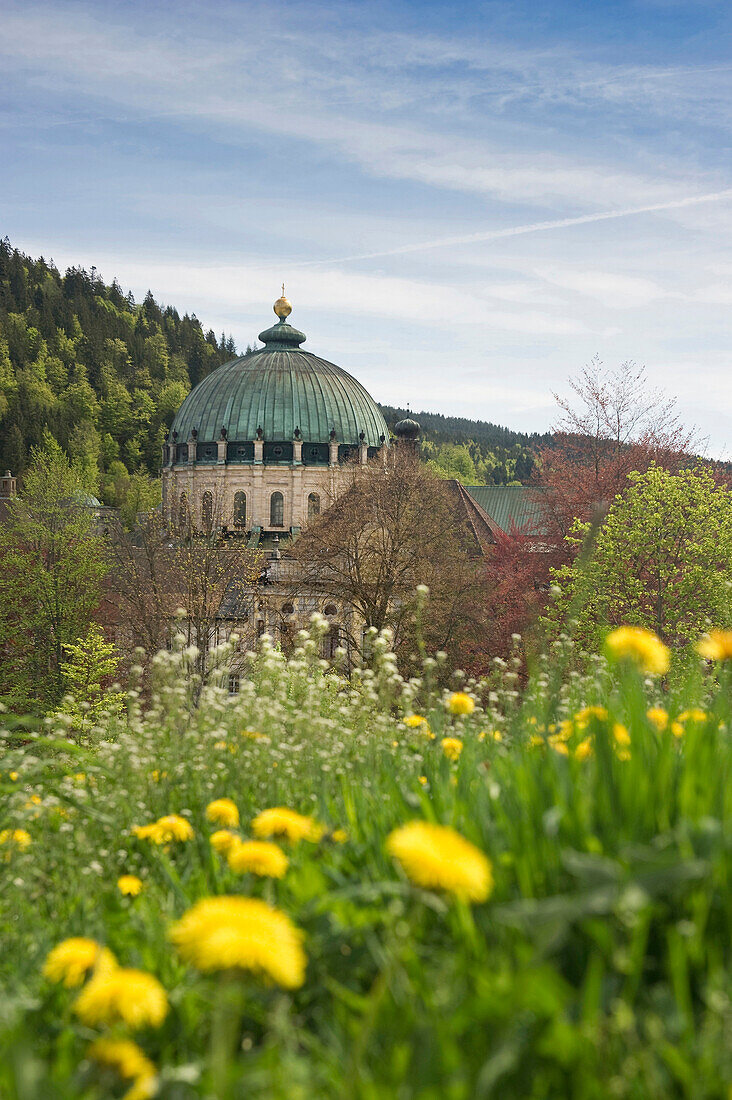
[2,0,731,451]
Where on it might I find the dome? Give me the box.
[394,416,421,440]
[169,303,388,448]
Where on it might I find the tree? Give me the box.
[544,465,732,650]
[108,500,261,685]
[51,624,124,741]
[537,358,700,547]
[289,451,489,670]
[0,435,109,711]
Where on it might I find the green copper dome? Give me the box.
[169,307,388,448]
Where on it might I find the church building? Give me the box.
[161,292,502,658]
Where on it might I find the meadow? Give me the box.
[0,618,730,1099]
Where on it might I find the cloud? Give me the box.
[2,2,727,216]
[297,188,732,265]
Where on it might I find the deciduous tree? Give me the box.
[0,434,109,712]
[544,465,732,650]
[109,496,261,684]
[537,358,700,546]
[289,451,490,671]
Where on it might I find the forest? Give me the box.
[0,239,235,510]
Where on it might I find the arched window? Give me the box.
[178,493,188,530]
[201,490,213,530]
[270,491,284,526]
[307,492,320,518]
[233,491,247,527]
[323,623,342,660]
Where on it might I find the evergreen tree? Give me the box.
[51,624,124,742]
[0,241,237,485]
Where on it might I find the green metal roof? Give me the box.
[170,315,388,447]
[463,485,546,535]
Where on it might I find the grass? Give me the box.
[0,622,730,1099]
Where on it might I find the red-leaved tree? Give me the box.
[479,358,701,660]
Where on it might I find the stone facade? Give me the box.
[161,434,382,534]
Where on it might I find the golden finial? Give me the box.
[273,284,292,320]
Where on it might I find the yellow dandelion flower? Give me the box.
[671,709,708,738]
[251,807,324,843]
[548,736,569,756]
[575,737,594,761]
[123,1075,158,1100]
[403,714,427,728]
[605,626,670,675]
[391,740,399,748]
[73,772,86,782]
[43,938,117,988]
[418,775,428,786]
[241,729,267,741]
[74,968,168,1029]
[210,829,238,855]
[331,828,348,843]
[117,875,143,897]
[151,770,168,783]
[574,705,608,730]
[448,692,475,715]
[678,708,707,724]
[646,707,668,731]
[133,814,193,844]
[554,719,574,742]
[612,723,631,747]
[441,737,463,762]
[529,734,546,748]
[0,828,31,851]
[214,740,228,750]
[697,630,732,661]
[386,821,492,903]
[226,839,288,877]
[88,1038,155,1086]
[206,798,240,828]
[170,896,306,988]
[616,749,632,762]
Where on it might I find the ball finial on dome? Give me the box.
[274,283,292,320]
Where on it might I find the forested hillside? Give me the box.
[0,240,545,502]
[0,240,235,507]
[381,406,548,484]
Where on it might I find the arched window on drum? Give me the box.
[201,490,213,531]
[270,491,284,527]
[233,491,247,527]
[307,492,320,519]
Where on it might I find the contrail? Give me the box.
[295,187,732,267]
